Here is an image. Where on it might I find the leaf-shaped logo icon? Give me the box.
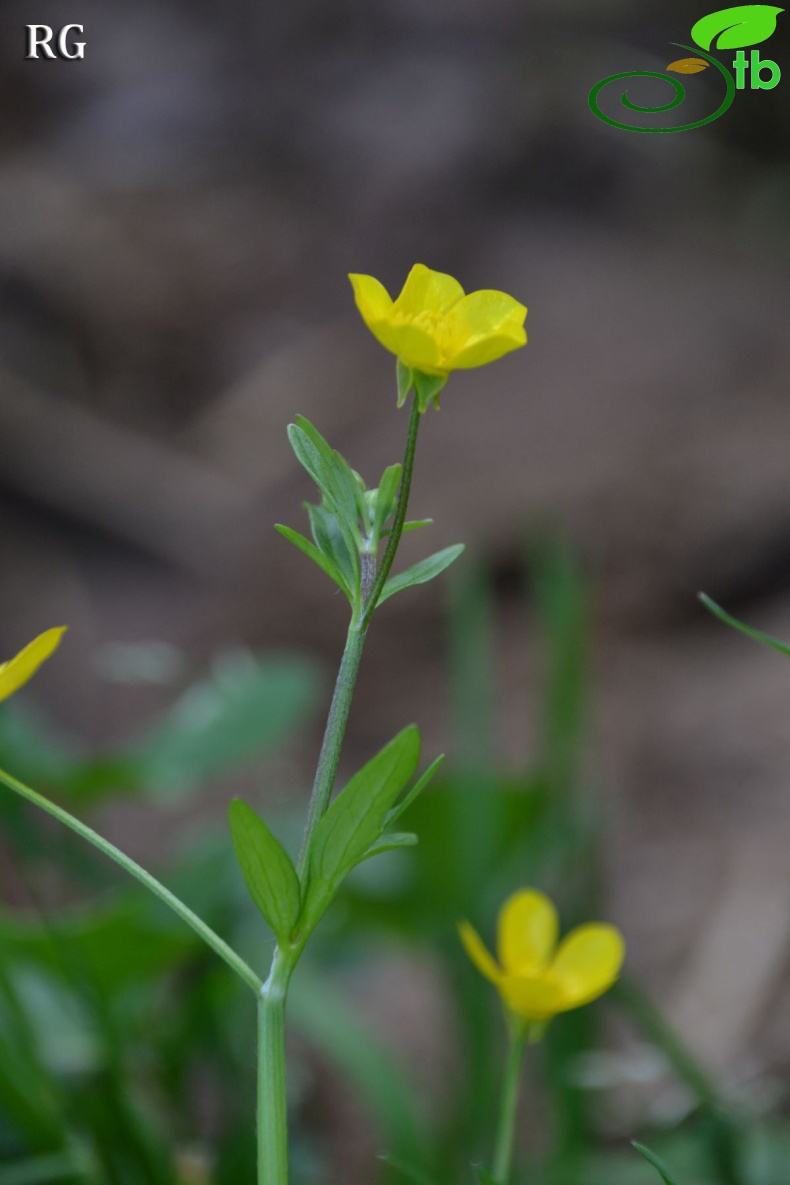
[667,56,710,71]
[691,4,783,49]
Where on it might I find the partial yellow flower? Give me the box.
[459,888,624,1022]
[348,263,527,379]
[0,628,67,704]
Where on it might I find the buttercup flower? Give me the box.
[459,888,624,1023]
[0,628,67,704]
[349,263,527,410]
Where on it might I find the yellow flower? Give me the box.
[459,888,624,1022]
[0,628,67,704]
[348,263,527,397]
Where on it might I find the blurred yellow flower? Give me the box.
[0,628,67,704]
[348,263,527,378]
[459,888,624,1022]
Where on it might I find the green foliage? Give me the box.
[0,545,777,1185]
[379,545,465,605]
[632,1142,681,1185]
[274,524,351,597]
[301,726,425,933]
[228,800,301,942]
[699,592,790,658]
[691,5,783,50]
[132,652,320,797]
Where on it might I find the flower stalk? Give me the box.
[491,1022,528,1185]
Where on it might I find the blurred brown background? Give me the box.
[2,0,790,1140]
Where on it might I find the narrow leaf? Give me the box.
[386,754,445,826]
[0,766,262,992]
[378,545,465,605]
[275,524,351,598]
[229,799,301,941]
[402,519,433,533]
[307,503,359,595]
[293,417,363,527]
[373,464,403,535]
[380,1154,437,1185]
[473,1168,499,1185]
[303,727,421,926]
[699,592,790,657]
[362,832,418,861]
[691,4,782,50]
[632,1142,680,1185]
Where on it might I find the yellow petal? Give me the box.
[497,889,558,976]
[447,290,527,338]
[447,328,528,370]
[393,264,465,317]
[348,273,394,327]
[499,973,566,1020]
[367,319,443,373]
[0,627,67,704]
[549,924,624,1010]
[458,920,502,983]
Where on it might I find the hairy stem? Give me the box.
[362,396,421,626]
[296,394,421,877]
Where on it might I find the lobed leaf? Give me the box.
[229,799,301,942]
[378,545,465,605]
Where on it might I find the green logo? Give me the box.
[589,4,783,132]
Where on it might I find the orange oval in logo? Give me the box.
[666,57,710,73]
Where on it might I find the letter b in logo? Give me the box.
[751,48,780,88]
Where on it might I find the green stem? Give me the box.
[296,394,422,876]
[258,953,293,1185]
[492,1025,527,1185]
[361,396,421,627]
[0,766,262,994]
[296,620,367,877]
[262,392,423,1185]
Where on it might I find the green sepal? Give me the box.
[275,524,351,600]
[396,359,414,408]
[361,832,418,862]
[631,1142,680,1185]
[385,754,444,827]
[301,726,421,930]
[412,370,447,413]
[228,798,301,943]
[699,592,790,658]
[378,545,465,605]
[307,502,359,598]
